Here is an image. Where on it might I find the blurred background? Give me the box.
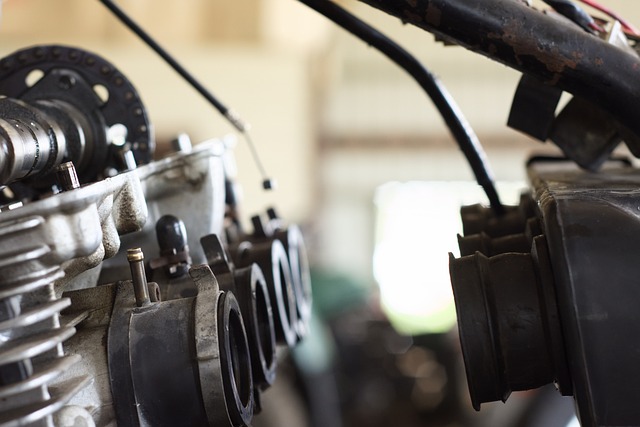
[2,1,639,426]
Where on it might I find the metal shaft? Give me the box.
[0,98,67,185]
[55,162,81,191]
[127,248,150,307]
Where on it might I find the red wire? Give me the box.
[576,0,640,36]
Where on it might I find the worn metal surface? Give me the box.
[0,45,154,170]
[60,284,118,426]
[356,0,640,141]
[0,98,67,185]
[69,268,255,427]
[0,169,145,426]
[100,139,226,284]
[56,170,148,291]
[191,265,254,427]
[201,234,278,391]
[0,40,302,427]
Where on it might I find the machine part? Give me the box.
[460,193,536,237]
[62,265,254,427]
[0,97,67,185]
[201,234,278,391]
[354,0,640,163]
[457,217,542,256]
[0,169,146,426]
[507,21,639,170]
[53,405,96,427]
[171,133,193,154]
[53,405,97,427]
[451,158,640,426]
[457,231,528,257]
[273,224,312,339]
[542,0,600,33]
[127,247,151,307]
[99,139,227,283]
[246,211,312,340]
[232,239,298,348]
[549,96,622,170]
[190,265,254,427]
[250,211,312,339]
[201,234,236,278]
[528,160,640,426]
[0,45,153,175]
[0,34,306,424]
[449,235,571,410]
[55,162,81,191]
[146,281,161,303]
[508,74,563,141]
[233,265,277,390]
[150,215,192,278]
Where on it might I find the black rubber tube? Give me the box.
[297,0,505,215]
[355,0,640,143]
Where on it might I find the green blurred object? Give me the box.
[309,269,370,318]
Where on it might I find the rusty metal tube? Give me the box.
[355,0,640,137]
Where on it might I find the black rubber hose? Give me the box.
[355,0,640,143]
[297,0,505,215]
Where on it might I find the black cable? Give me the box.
[542,0,602,33]
[297,0,505,215]
[98,0,275,189]
[98,0,242,128]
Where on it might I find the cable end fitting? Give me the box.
[262,179,277,191]
[225,109,250,133]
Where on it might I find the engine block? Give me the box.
[0,45,311,427]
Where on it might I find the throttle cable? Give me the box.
[98,0,275,189]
